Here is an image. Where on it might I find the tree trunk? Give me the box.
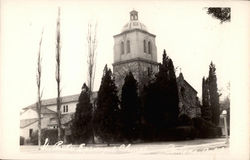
[56,7,62,142]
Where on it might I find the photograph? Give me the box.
[0,0,249,159]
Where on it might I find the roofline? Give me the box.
[184,79,198,94]
[113,57,159,66]
[113,29,156,38]
[20,119,38,129]
[21,92,98,111]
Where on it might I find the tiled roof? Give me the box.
[177,74,197,94]
[48,113,74,126]
[23,94,80,110]
[23,91,99,111]
[20,118,38,128]
[30,107,56,114]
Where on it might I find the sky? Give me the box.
[2,1,232,111]
[1,0,233,112]
[0,0,250,157]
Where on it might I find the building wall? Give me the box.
[20,109,39,120]
[113,30,157,63]
[113,60,158,95]
[46,102,77,115]
[113,29,158,95]
[20,120,38,141]
[177,74,201,118]
[20,114,55,143]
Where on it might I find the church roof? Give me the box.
[177,73,197,94]
[22,94,80,111]
[20,118,38,128]
[22,92,98,111]
[121,10,148,32]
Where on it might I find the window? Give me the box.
[29,129,33,138]
[147,67,151,76]
[127,40,130,53]
[143,40,147,53]
[148,41,151,54]
[63,105,68,113]
[121,41,124,55]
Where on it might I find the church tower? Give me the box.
[113,10,159,94]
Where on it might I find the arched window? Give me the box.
[127,40,130,53]
[148,41,151,54]
[121,41,124,54]
[143,40,147,53]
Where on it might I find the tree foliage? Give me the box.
[207,7,231,23]
[143,50,179,139]
[93,65,120,144]
[201,77,212,121]
[208,62,220,126]
[120,72,140,141]
[71,83,93,144]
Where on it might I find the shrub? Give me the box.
[178,114,193,126]
[43,129,64,144]
[20,136,25,145]
[29,128,65,145]
[192,117,221,138]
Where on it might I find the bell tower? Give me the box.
[113,10,159,94]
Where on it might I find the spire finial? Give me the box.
[130,10,138,21]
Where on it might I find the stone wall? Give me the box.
[113,59,158,95]
[177,73,201,118]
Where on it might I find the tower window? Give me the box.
[121,41,124,54]
[148,41,151,54]
[143,40,147,53]
[127,40,130,53]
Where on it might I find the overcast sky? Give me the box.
[1,1,233,111]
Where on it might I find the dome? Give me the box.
[122,21,148,32]
[121,10,148,32]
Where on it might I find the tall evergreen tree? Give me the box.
[71,83,93,144]
[143,50,179,139]
[120,72,140,141]
[208,62,220,126]
[93,65,120,145]
[201,77,212,121]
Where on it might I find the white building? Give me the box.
[20,94,79,144]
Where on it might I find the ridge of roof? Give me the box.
[22,91,98,111]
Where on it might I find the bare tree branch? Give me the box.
[36,28,44,148]
[87,22,98,94]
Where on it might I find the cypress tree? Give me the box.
[71,83,93,144]
[208,62,220,126]
[201,77,212,121]
[143,50,179,139]
[120,72,140,141]
[94,65,120,145]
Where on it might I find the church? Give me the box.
[20,10,201,144]
[112,10,201,117]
